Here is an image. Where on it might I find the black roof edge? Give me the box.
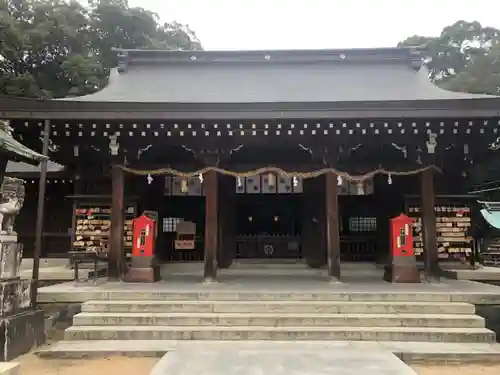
[2,96,500,120]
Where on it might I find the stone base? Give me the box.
[0,235,17,243]
[384,264,421,283]
[0,235,22,280]
[0,278,32,316]
[0,309,45,361]
[123,265,160,283]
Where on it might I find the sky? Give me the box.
[128,0,500,50]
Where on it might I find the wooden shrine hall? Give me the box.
[2,47,500,282]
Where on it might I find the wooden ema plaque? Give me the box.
[408,204,472,261]
[175,220,196,250]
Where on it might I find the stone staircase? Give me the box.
[63,292,495,342]
[484,237,500,266]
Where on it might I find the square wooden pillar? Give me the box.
[204,170,218,281]
[420,168,440,282]
[218,175,235,269]
[303,177,326,268]
[109,164,124,281]
[325,172,341,280]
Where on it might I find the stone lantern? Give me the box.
[0,120,47,360]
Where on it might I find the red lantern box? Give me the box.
[384,213,420,283]
[132,215,156,257]
[124,214,160,283]
[390,214,414,257]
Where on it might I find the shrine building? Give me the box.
[2,47,500,281]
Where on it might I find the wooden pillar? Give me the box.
[69,171,83,267]
[109,164,124,281]
[420,168,440,282]
[226,179,236,267]
[31,119,50,308]
[218,176,235,268]
[325,172,341,279]
[303,177,326,268]
[204,170,218,281]
[375,176,390,265]
[73,172,84,195]
[302,179,313,266]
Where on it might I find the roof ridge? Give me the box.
[115,47,423,73]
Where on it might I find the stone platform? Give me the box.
[20,258,100,282]
[34,269,500,362]
[0,362,19,375]
[36,273,500,304]
[149,347,417,375]
[442,266,500,281]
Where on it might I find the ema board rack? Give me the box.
[407,203,472,261]
[72,203,136,258]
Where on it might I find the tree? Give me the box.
[400,22,500,187]
[0,0,94,98]
[87,0,201,69]
[441,43,500,95]
[399,20,500,94]
[157,22,202,51]
[0,0,202,98]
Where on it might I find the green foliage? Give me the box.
[401,21,500,187]
[399,20,500,95]
[440,44,500,95]
[0,0,202,98]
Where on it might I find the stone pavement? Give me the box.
[36,340,500,363]
[149,348,417,375]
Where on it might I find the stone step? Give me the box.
[64,325,495,342]
[64,291,468,302]
[217,269,329,276]
[165,260,379,270]
[72,312,485,328]
[35,340,500,363]
[81,300,476,314]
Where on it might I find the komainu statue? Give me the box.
[0,177,25,234]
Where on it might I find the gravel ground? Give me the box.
[14,355,500,375]
[16,321,500,375]
[412,364,500,375]
[17,354,158,375]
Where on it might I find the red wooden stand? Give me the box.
[123,215,160,283]
[383,214,421,283]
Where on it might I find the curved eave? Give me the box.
[481,209,500,229]
[6,160,64,175]
[0,130,48,164]
[1,96,500,120]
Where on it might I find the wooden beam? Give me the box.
[325,172,341,279]
[109,164,124,280]
[203,170,218,281]
[420,168,440,282]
